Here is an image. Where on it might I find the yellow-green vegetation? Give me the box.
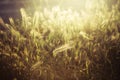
[0,0,120,80]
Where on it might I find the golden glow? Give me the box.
[21,0,109,39]
[27,0,105,11]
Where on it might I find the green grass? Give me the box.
[0,0,120,80]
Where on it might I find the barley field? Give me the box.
[0,0,120,80]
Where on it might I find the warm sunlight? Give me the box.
[0,0,120,80]
[24,0,105,31]
[27,0,99,11]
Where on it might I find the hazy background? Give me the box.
[0,0,118,22]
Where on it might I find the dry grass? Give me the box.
[0,0,120,80]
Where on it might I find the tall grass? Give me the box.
[0,0,120,80]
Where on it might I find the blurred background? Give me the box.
[0,0,118,22]
[0,0,22,21]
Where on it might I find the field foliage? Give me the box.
[0,0,120,80]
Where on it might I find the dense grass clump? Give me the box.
[0,0,120,80]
